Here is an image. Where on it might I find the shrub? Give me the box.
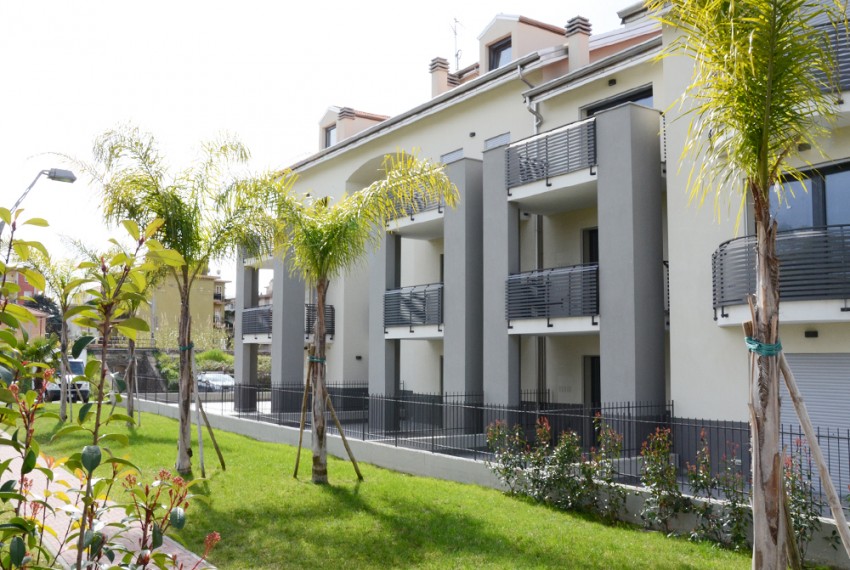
[486,420,528,494]
[784,439,824,563]
[589,415,627,523]
[640,427,687,532]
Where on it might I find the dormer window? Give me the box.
[324,125,337,148]
[488,37,512,70]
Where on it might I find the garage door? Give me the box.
[779,353,850,511]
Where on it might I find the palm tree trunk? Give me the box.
[750,214,787,569]
[311,277,329,484]
[176,269,193,474]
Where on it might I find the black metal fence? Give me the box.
[505,117,596,189]
[135,385,850,517]
[506,264,599,321]
[242,306,273,335]
[712,224,850,315]
[384,283,443,328]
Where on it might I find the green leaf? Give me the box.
[22,217,48,227]
[98,433,129,447]
[152,523,163,549]
[77,403,93,424]
[169,507,186,530]
[84,359,100,379]
[105,413,135,425]
[72,336,95,359]
[20,449,36,475]
[121,220,140,241]
[81,445,101,474]
[10,535,24,567]
[143,218,164,239]
[115,316,149,332]
[64,305,95,322]
[16,268,45,293]
[103,457,139,471]
[0,208,11,225]
[0,330,17,349]
[51,425,87,441]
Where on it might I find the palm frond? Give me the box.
[650,0,845,220]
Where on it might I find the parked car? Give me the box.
[46,359,91,402]
[196,372,235,392]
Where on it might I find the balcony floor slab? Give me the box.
[384,325,444,340]
[507,316,599,335]
[716,300,850,327]
[508,170,597,215]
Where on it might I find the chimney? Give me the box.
[566,16,591,72]
[430,57,451,97]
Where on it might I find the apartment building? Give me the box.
[233,3,850,441]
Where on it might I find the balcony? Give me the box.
[505,118,597,214]
[384,283,444,339]
[506,264,599,334]
[305,303,336,339]
[242,306,273,342]
[241,304,337,342]
[387,194,446,240]
[712,225,850,325]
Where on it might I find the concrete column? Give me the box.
[443,159,483,398]
[270,255,306,413]
[234,252,259,412]
[596,103,665,404]
[368,233,401,397]
[368,233,400,432]
[482,145,521,406]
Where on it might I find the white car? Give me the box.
[196,372,235,392]
[46,359,91,403]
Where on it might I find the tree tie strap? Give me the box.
[308,356,326,363]
[179,342,194,351]
[745,336,782,357]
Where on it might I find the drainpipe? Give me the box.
[518,63,543,133]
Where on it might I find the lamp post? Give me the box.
[0,168,77,235]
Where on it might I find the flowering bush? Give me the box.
[640,427,687,532]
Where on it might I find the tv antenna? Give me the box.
[452,18,463,72]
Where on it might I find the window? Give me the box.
[324,125,337,148]
[489,38,512,71]
[771,163,850,230]
[585,87,653,117]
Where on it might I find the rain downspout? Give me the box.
[518,62,543,134]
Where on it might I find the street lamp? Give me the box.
[0,168,77,235]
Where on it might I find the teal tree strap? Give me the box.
[745,336,782,357]
[308,356,326,363]
[179,342,194,352]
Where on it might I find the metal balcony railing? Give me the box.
[305,303,336,337]
[242,306,273,335]
[393,193,445,220]
[712,225,850,314]
[506,263,599,321]
[505,118,596,190]
[384,283,443,328]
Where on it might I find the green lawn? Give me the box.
[33,410,751,569]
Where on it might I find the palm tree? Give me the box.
[253,152,457,484]
[649,0,845,566]
[84,125,268,473]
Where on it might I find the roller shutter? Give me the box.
[779,353,850,507]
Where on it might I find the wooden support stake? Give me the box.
[779,353,850,560]
[194,390,206,479]
[293,357,314,479]
[325,392,363,481]
[197,397,226,471]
